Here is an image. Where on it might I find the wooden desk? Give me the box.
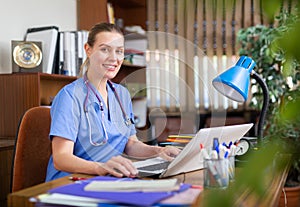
[7,162,289,207]
[8,150,290,207]
[7,171,201,207]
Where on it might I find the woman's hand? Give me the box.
[97,155,138,178]
[125,136,182,161]
[158,146,181,161]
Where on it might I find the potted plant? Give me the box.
[237,8,300,206]
[269,88,300,206]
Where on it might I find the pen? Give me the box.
[230,145,237,156]
[213,138,220,158]
[206,159,223,186]
[191,185,203,189]
[222,142,228,148]
[200,144,210,159]
[223,150,229,159]
[201,145,223,186]
[69,176,87,181]
[228,141,233,149]
[213,138,219,150]
[209,150,218,159]
[218,144,227,159]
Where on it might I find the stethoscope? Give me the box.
[83,73,134,146]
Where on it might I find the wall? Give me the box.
[0,0,77,74]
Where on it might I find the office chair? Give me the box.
[11,106,52,192]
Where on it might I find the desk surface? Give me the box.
[0,138,15,151]
[7,171,201,207]
[8,171,203,207]
[8,162,290,207]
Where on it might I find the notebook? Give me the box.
[134,123,253,178]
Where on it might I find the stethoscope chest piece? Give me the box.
[125,117,134,126]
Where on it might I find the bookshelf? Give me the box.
[78,0,147,31]
[110,0,147,30]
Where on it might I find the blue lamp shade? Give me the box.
[212,56,256,102]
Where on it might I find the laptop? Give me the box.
[134,123,253,178]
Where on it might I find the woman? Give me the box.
[46,23,180,181]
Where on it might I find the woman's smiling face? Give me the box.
[86,31,124,80]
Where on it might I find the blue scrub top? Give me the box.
[46,77,136,181]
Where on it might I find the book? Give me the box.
[168,134,195,139]
[164,134,195,144]
[107,2,115,24]
[62,31,75,76]
[84,178,179,192]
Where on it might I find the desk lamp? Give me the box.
[212,56,270,142]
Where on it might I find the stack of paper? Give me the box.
[166,134,195,144]
[159,134,195,149]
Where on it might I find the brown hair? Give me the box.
[79,22,123,76]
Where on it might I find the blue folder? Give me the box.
[48,176,191,206]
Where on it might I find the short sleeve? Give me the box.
[50,86,80,142]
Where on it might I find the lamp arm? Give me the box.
[251,71,270,140]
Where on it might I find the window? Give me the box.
[146,0,279,113]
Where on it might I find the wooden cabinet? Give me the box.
[0,72,76,138]
[110,0,147,30]
[78,0,108,30]
[78,0,147,30]
[0,73,76,207]
[0,139,15,207]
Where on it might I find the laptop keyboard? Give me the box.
[137,161,170,171]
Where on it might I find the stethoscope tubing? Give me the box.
[83,73,133,146]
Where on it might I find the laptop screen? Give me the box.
[134,123,253,178]
[161,123,254,177]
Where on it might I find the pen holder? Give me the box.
[204,158,229,189]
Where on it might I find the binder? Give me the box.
[60,30,88,76]
[62,31,76,76]
[25,26,59,74]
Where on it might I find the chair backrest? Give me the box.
[11,106,52,192]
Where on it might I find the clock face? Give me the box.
[235,139,250,156]
[13,42,42,69]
